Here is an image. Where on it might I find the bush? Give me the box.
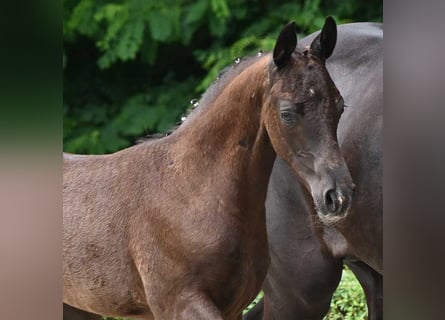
[324,266,368,320]
[64,0,382,154]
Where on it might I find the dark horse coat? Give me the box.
[245,22,383,320]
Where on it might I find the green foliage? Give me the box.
[64,0,382,155]
[65,0,239,70]
[64,78,198,154]
[324,267,368,320]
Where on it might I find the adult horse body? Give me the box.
[244,22,382,320]
[63,18,354,319]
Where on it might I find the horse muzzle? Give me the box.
[315,184,354,225]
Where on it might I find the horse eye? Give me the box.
[280,110,298,124]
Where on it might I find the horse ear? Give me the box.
[273,21,297,68]
[310,16,337,61]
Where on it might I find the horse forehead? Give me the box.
[269,56,336,97]
[285,65,335,95]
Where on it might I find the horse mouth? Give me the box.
[316,210,350,226]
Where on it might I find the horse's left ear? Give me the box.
[273,21,297,68]
[310,16,337,61]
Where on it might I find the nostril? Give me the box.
[324,189,338,214]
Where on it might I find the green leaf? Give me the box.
[115,17,145,61]
[147,10,173,42]
[182,0,209,44]
[185,0,208,24]
[66,0,98,37]
[210,0,230,20]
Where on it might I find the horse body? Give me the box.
[245,22,383,320]
[64,18,353,320]
[322,22,383,272]
[64,61,274,319]
[261,157,344,320]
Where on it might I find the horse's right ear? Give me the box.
[273,21,297,68]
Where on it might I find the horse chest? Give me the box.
[221,251,269,318]
[200,224,269,316]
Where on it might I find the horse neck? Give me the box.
[172,57,276,211]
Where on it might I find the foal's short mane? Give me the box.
[138,43,308,144]
[137,54,264,144]
[195,45,306,113]
[194,56,262,114]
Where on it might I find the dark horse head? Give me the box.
[264,17,354,224]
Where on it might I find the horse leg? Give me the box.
[145,289,224,320]
[170,298,243,320]
[257,245,343,320]
[173,298,223,320]
[345,260,383,320]
[63,303,102,320]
